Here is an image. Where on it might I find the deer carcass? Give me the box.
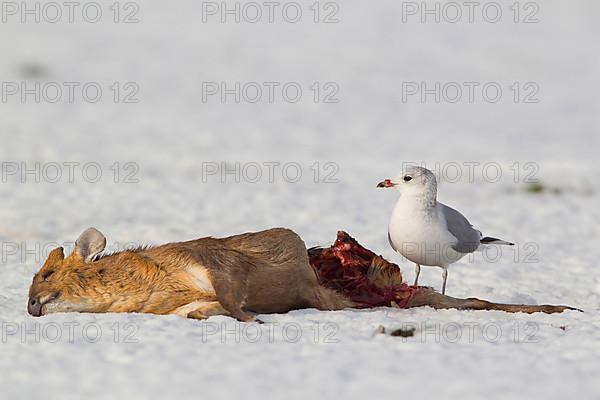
[27,228,579,321]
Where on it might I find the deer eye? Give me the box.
[42,270,55,281]
[403,175,413,182]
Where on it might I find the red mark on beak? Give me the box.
[376,179,394,188]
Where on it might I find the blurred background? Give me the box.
[1,1,599,399]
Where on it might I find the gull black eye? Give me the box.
[403,175,413,182]
[42,270,55,281]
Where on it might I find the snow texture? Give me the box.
[0,1,598,399]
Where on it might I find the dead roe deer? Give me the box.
[28,228,579,321]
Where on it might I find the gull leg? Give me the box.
[441,268,448,295]
[414,264,421,286]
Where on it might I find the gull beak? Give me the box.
[377,179,394,188]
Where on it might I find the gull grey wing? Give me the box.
[388,231,398,252]
[441,204,482,254]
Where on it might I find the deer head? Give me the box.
[28,228,107,316]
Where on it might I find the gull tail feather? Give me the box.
[480,237,514,246]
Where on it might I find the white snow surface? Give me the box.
[1,1,599,399]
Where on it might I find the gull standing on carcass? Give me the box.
[377,166,513,294]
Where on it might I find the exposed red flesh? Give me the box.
[308,231,421,308]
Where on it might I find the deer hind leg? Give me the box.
[408,288,581,314]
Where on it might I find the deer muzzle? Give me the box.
[27,292,59,317]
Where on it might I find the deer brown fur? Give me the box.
[27,228,578,321]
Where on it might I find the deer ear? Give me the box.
[73,228,106,261]
[46,247,65,264]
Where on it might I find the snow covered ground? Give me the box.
[1,0,599,399]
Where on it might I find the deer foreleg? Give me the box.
[186,301,232,320]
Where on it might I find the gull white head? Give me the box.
[377,166,437,198]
